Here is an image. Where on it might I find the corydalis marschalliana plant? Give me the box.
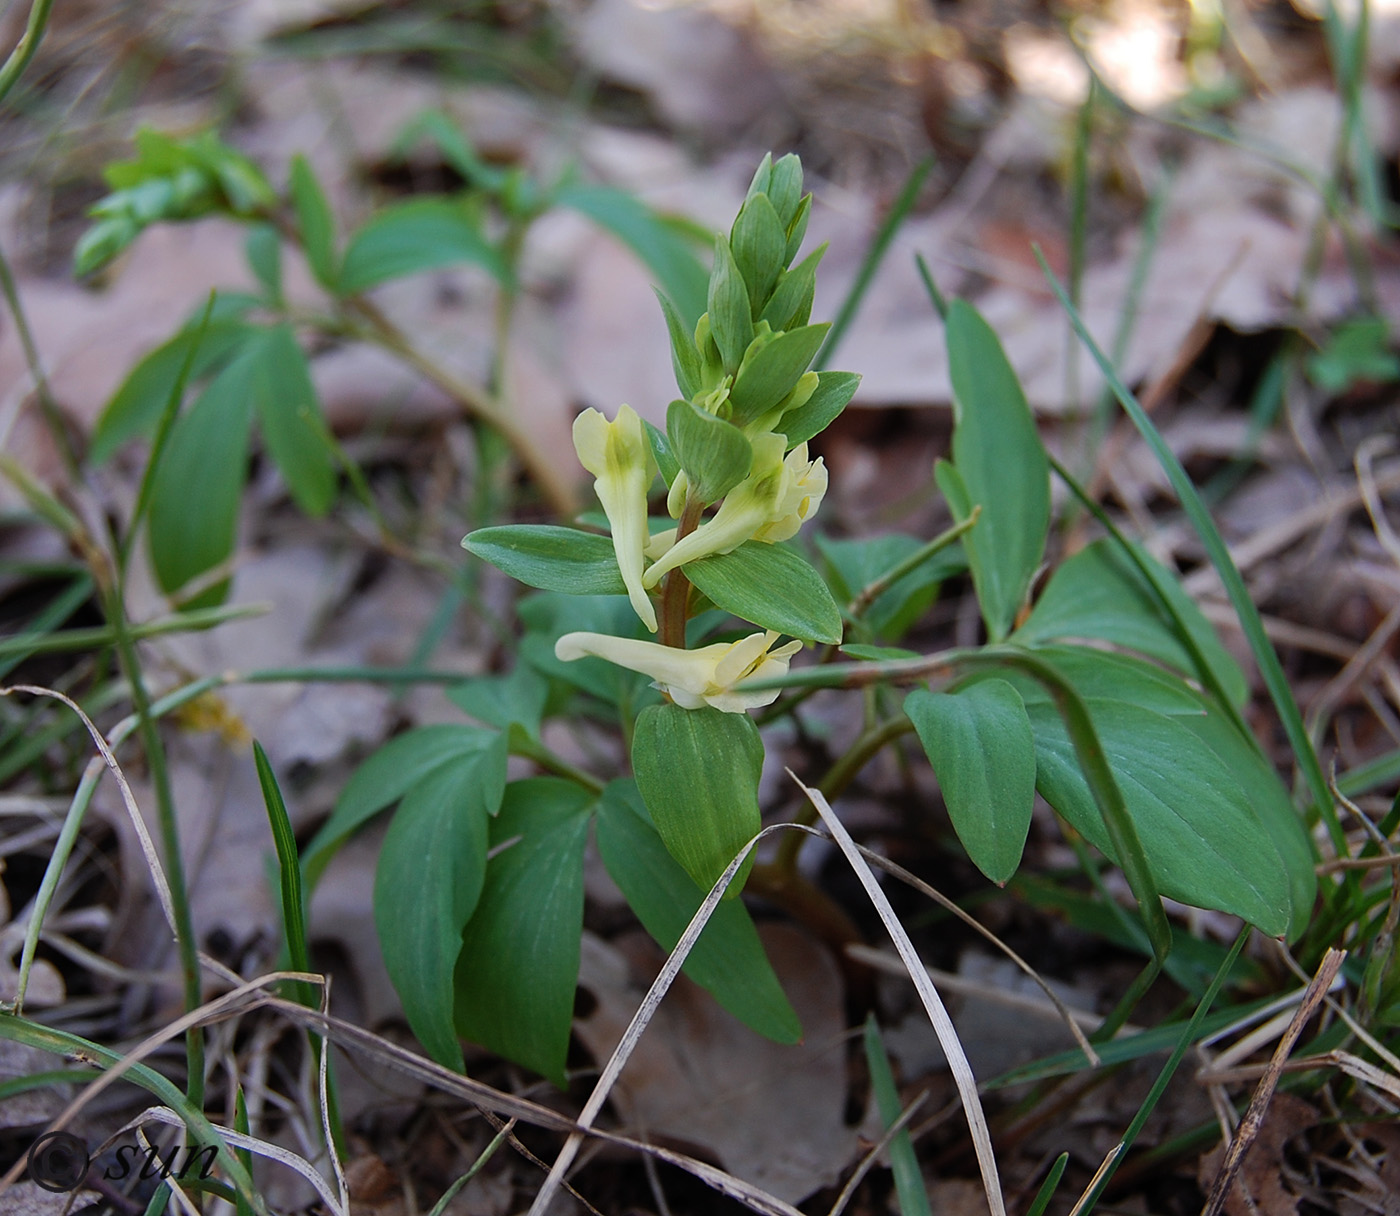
[464,152,860,893]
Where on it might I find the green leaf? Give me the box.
[1305,316,1399,394]
[92,317,255,462]
[289,154,339,290]
[340,199,506,292]
[760,244,824,333]
[982,644,1211,717]
[555,184,708,325]
[815,530,963,641]
[595,780,800,1043]
[1026,699,1293,933]
[707,236,753,373]
[1172,709,1316,941]
[1015,539,1247,706]
[945,300,1050,641]
[666,398,752,504]
[463,525,627,595]
[376,742,507,1069]
[685,541,842,644]
[302,724,500,886]
[146,348,259,606]
[728,324,830,426]
[251,326,336,516]
[907,680,1036,884]
[632,703,764,894]
[730,193,786,314]
[655,291,701,400]
[447,664,549,737]
[244,224,282,302]
[454,779,594,1084]
[779,370,860,448]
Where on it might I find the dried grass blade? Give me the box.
[789,774,1006,1216]
[528,824,801,1216]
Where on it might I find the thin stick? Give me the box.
[1200,948,1346,1216]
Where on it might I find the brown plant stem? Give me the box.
[659,494,704,649]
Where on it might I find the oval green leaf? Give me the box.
[685,540,842,644]
[666,398,752,504]
[374,748,503,1069]
[147,348,258,607]
[1026,700,1293,934]
[906,680,1035,884]
[632,703,763,894]
[728,323,830,426]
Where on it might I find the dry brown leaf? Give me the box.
[573,924,858,1205]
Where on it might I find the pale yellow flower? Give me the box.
[554,629,802,713]
[573,405,657,632]
[641,436,826,587]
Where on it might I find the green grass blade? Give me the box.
[817,156,933,369]
[253,743,314,1007]
[863,1015,933,1216]
[1025,1153,1068,1216]
[1034,249,1340,853]
[1068,927,1247,1214]
[0,1015,264,1213]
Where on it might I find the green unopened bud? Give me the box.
[707,236,753,373]
[767,154,804,228]
[731,193,786,315]
[784,193,812,264]
[728,323,829,427]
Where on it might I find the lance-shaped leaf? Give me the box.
[289,155,338,290]
[655,291,701,400]
[251,325,336,516]
[779,370,860,447]
[463,525,628,595]
[666,398,752,504]
[945,300,1049,641]
[374,734,508,1069]
[906,680,1035,884]
[147,347,259,607]
[632,703,763,894]
[761,244,824,332]
[454,779,593,1084]
[302,724,501,886]
[596,780,800,1043]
